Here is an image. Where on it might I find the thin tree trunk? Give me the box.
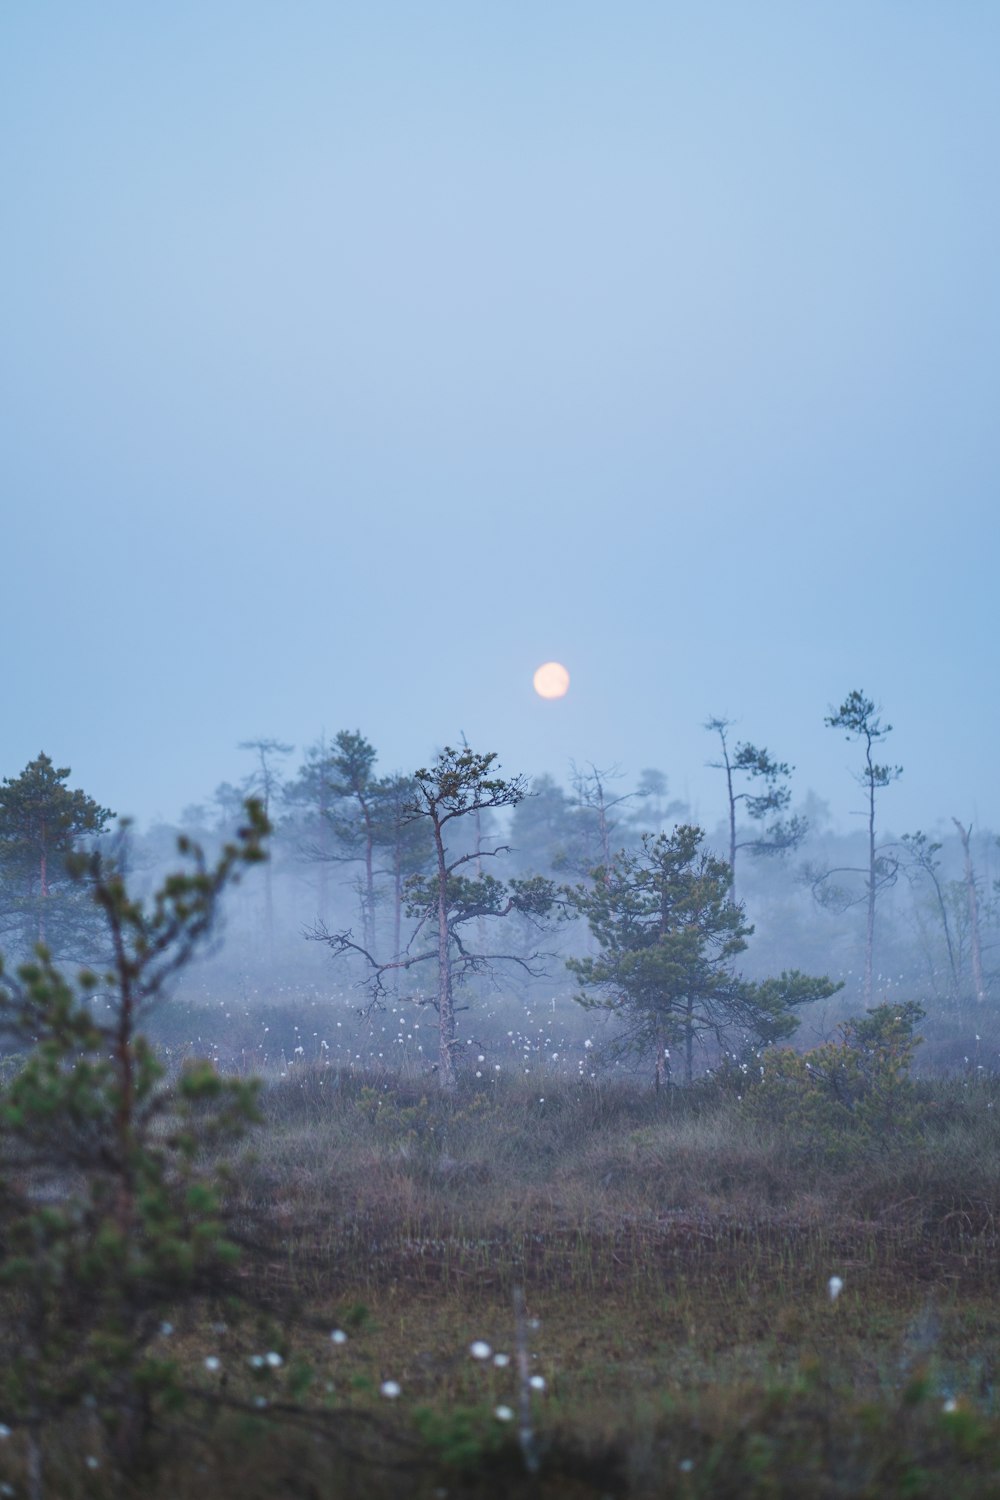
[726,757,737,904]
[928,867,959,1002]
[654,1027,669,1092]
[865,750,877,1007]
[685,998,694,1084]
[38,845,48,947]
[434,825,456,1087]
[953,819,986,1004]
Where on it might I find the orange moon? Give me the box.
[533,661,570,699]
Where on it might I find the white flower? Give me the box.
[943,1396,958,1413]
[265,1351,283,1368]
[469,1340,492,1360]
[679,1458,694,1473]
[159,1321,174,1336]
[493,1353,510,1368]
[380,1379,402,1399]
[85,1456,100,1470]
[204,1356,221,1372]
[331,1329,348,1345]
[249,1355,265,1369]
[828,1275,844,1302]
[494,1405,514,1422]
[529,1375,546,1391]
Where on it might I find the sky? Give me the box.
[2,3,998,837]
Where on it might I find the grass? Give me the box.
[6,1061,1000,1496]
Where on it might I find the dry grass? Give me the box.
[6,1065,1000,1496]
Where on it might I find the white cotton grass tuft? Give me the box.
[529,1375,546,1391]
[943,1396,959,1413]
[265,1351,283,1368]
[330,1328,348,1345]
[380,1379,402,1399]
[494,1405,514,1422]
[0,1426,10,1441]
[469,1340,492,1360]
[828,1275,844,1302]
[493,1352,510,1368]
[204,1356,221,1372]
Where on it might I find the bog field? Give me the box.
[7,995,1000,1500]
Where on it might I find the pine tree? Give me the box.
[568,825,837,1085]
[312,747,556,1087]
[0,753,113,956]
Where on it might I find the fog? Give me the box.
[2,2,999,1063]
[32,730,987,1087]
[2,4,999,840]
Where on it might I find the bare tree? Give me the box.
[953,819,987,1004]
[239,738,293,948]
[899,830,959,1002]
[566,762,636,877]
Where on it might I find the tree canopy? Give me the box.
[568,825,839,1085]
[0,752,113,956]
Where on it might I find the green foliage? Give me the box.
[314,745,557,1086]
[825,690,903,792]
[0,800,268,1468]
[747,1001,926,1161]
[0,752,114,959]
[567,826,838,1080]
[413,1403,505,1471]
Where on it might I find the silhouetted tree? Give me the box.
[811,691,902,1006]
[372,771,435,965]
[899,830,959,1002]
[239,737,293,947]
[705,717,806,901]
[326,731,381,951]
[953,818,987,1004]
[508,774,577,875]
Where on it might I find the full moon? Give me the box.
[533,661,570,699]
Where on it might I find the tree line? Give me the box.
[1,690,997,1088]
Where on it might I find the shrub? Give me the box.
[745,1002,926,1164]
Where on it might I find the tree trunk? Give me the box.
[684,998,694,1084]
[38,845,48,947]
[929,867,960,1003]
[654,1028,669,1092]
[434,822,456,1087]
[864,753,877,1008]
[953,819,986,1004]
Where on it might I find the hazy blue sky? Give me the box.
[3,3,998,836]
